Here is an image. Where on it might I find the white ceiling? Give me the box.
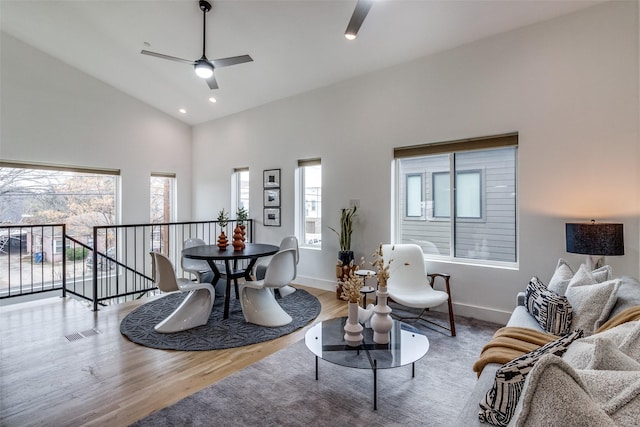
[1,0,604,126]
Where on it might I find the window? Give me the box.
[150,173,175,223]
[297,159,322,247]
[432,170,482,219]
[405,174,423,218]
[394,134,518,264]
[232,168,250,215]
[0,162,119,240]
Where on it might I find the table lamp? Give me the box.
[565,220,624,270]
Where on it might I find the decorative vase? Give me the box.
[232,225,244,251]
[217,231,228,249]
[343,302,363,347]
[239,224,246,245]
[338,250,354,266]
[370,285,393,344]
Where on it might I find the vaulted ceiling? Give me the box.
[1,0,604,125]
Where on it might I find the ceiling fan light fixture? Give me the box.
[194,60,214,79]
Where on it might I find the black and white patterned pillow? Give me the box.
[525,277,573,335]
[478,329,583,426]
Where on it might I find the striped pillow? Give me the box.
[478,329,583,426]
[525,277,573,335]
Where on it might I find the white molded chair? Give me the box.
[181,238,212,283]
[382,244,456,336]
[255,236,299,297]
[240,248,296,327]
[150,251,215,333]
[181,238,226,296]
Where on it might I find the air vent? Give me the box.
[65,328,102,342]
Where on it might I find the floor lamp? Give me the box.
[565,220,624,270]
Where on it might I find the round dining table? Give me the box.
[182,243,279,319]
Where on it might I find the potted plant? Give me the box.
[329,205,357,266]
[217,209,230,249]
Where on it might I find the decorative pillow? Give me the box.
[524,277,573,335]
[547,258,612,296]
[547,258,574,295]
[478,329,583,426]
[563,321,640,369]
[566,265,620,336]
[586,337,640,371]
[578,370,640,426]
[509,354,619,427]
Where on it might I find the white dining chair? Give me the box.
[181,238,226,296]
[382,243,456,336]
[255,236,298,297]
[239,248,296,327]
[150,251,215,333]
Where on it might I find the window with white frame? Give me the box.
[232,168,250,215]
[394,134,518,264]
[297,159,322,247]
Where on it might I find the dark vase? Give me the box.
[338,250,354,266]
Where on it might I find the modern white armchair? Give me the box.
[255,236,299,297]
[382,243,456,336]
[239,248,297,327]
[150,251,215,333]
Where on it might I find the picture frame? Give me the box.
[263,188,280,207]
[263,169,281,188]
[264,208,281,227]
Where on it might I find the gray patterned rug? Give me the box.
[131,313,501,426]
[120,289,321,350]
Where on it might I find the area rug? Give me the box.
[131,314,500,426]
[120,289,321,351]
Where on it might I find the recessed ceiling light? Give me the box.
[179,108,187,114]
[209,97,217,103]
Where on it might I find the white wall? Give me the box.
[1,33,193,223]
[192,1,640,323]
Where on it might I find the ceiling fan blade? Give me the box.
[345,0,374,39]
[205,74,219,90]
[211,55,253,68]
[141,50,195,65]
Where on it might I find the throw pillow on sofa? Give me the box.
[524,277,573,335]
[478,329,583,426]
[547,258,611,296]
[563,321,640,369]
[566,265,620,336]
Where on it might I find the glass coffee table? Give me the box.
[304,316,430,410]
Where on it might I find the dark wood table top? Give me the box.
[182,243,279,260]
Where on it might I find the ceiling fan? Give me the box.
[141,0,252,90]
[345,0,374,40]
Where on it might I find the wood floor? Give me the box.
[0,285,346,427]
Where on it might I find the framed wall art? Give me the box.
[264,208,281,227]
[264,188,280,207]
[263,169,281,188]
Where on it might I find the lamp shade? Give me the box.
[565,222,624,256]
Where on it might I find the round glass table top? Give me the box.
[304,317,429,370]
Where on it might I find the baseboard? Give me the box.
[450,302,511,325]
[293,276,336,293]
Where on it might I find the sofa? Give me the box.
[456,260,640,426]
